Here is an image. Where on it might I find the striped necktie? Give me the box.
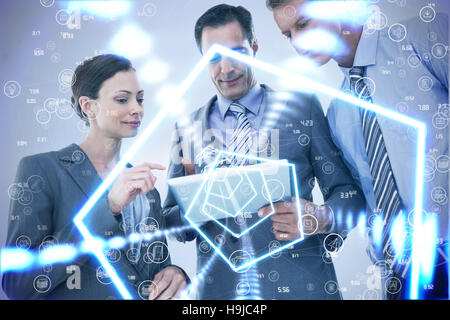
[228,102,253,166]
[349,66,405,264]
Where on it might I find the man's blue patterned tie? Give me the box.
[228,102,253,166]
[350,66,405,264]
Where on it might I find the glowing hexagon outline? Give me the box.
[197,153,277,239]
[205,166,245,200]
[202,166,259,218]
[184,150,304,271]
[71,44,426,299]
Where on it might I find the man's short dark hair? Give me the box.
[194,4,255,53]
[266,0,292,10]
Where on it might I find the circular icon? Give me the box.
[301,214,319,235]
[249,131,269,153]
[438,104,449,118]
[432,43,447,59]
[126,248,140,263]
[36,109,51,125]
[324,280,339,295]
[236,281,250,296]
[142,3,157,17]
[374,260,392,279]
[424,171,435,183]
[234,213,246,226]
[323,233,344,254]
[308,177,316,189]
[16,235,31,249]
[214,234,225,246]
[298,133,310,146]
[395,57,405,66]
[367,213,381,227]
[44,98,58,113]
[268,240,282,258]
[436,155,450,173]
[27,175,44,193]
[418,76,433,92]
[362,289,379,300]
[396,0,406,7]
[198,240,211,254]
[39,236,58,253]
[46,40,56,51]
[103,248,120,263]
[283,5,297,18]
[146,241,169,264]
[424,156,436,176]
[365,10,388,31]
[43,235,58,245]
[8,183,24,200]
[262,179,285,203]
[4,80,21,98]
[43,264,53,273]
[407,53,421,68]
[407,208,429,228]
[18,189,33,206]
[59,83,71,94]
[304,200,315,213]
[431,187,448,205]
[137,217,159,234]
[23,206,32,215]
[355,77,376,99]
[58,69,75,87]
[142,252,152,264]
[388,23,407,42]
[428,31,437,42]
[396,102,408,113]
[33,275,51,293]
[56,98,74,120]
[385,242,397,258]
[138,280,157,300]
[40,0,55,7]
[55,9,71,25]
[432,112,448,130]
[322,161,335,175]
[422,52,431,62]
[306,282,315,292]
[229,250,253,273]
[322,251,333,264]
[419,5,436,23]
[77,119,89,133]
[96,266,112,285]
[268,270,280,282]
[385,277,402,294]
[71,150,86,164]
[50,52,61,63]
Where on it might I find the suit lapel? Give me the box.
[188,96,226,173]
[57,144,103,197]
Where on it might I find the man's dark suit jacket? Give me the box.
[163,85,366,299]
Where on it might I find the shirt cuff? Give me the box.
[325,205,336,234]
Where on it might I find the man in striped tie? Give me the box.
[163,4,366,299]
[267,0,449,300]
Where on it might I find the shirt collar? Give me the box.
[340,29,379,75]
[216,83,264,120]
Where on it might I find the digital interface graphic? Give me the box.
[0,0,448,302]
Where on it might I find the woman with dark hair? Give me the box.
[2,54,188,300]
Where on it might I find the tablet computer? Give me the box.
[168,161,292,224]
